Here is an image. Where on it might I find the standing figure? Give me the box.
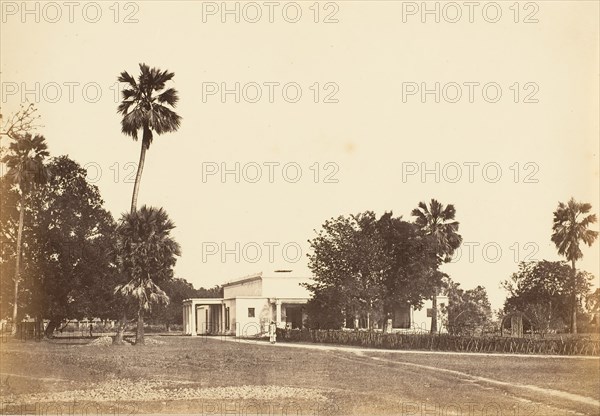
[269,321,277,344]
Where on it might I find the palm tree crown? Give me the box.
[116,205,181,308]
[1,133,50,192]
[117,63,182,149]
[551,198,598,263]
[411,199,462,262]
[115,205,181,345]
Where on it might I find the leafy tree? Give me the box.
[305,211,441,329]
[586,288,600,330]
[587,288,600,316]
[28,157,119,336]
[443,279,492,335]
[304,286,346,330]
[1,133,49,333]
[115,206,181,345]
[1,156,120,336]
[306,212,388,329]
[551,198,598,333]
[377,212,441,313]
[196,285,223,298]
[502,260,593,334]
[411,199,462,333]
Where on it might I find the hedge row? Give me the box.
[276,328,600,356]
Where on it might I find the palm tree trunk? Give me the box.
[11,192,25,335]
[571,259,577,334]
[136,304,145,345]
[430,292,438,334]
[117,130,148,344]
[130,131,148,213]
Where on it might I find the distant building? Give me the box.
[182,271,447,337]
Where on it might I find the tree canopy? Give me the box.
[442,279,492,335]
[305,211,441,329]
[502,260,593,334]
[1,156,120,335]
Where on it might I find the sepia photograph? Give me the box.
[0,1,599,415]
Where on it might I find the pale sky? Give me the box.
[1,1,599,310]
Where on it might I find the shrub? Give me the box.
[276,328,600,356]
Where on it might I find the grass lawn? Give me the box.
[1,335,599,415]
[362,350,600,400]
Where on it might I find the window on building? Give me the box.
[225,307,230,330]
[248,308,255,318]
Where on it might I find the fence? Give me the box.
[0,322,44,341]
[0,320,119,341]
[276,328,600,356]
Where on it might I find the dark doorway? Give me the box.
[286,306,303,329]
[393,305,411,329]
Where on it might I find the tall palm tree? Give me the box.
[1,134,49,334]
[114,64,181,343]
[117,63,182,212]
[551,198,598,334]
[115,206,181,345]
[412,199,462,333]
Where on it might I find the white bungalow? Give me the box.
[182,270,448,336]
[182,271,310,337]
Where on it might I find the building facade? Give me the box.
[182,271,448,337]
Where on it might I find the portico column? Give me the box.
[190,303,197,336]
[276,300,282,327]
[221,303,226,334]
[183,304,187,334]
[188,304,191,334]
[187,304,191,334]
[185,304,190,334]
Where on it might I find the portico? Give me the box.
[182,298,225,336]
